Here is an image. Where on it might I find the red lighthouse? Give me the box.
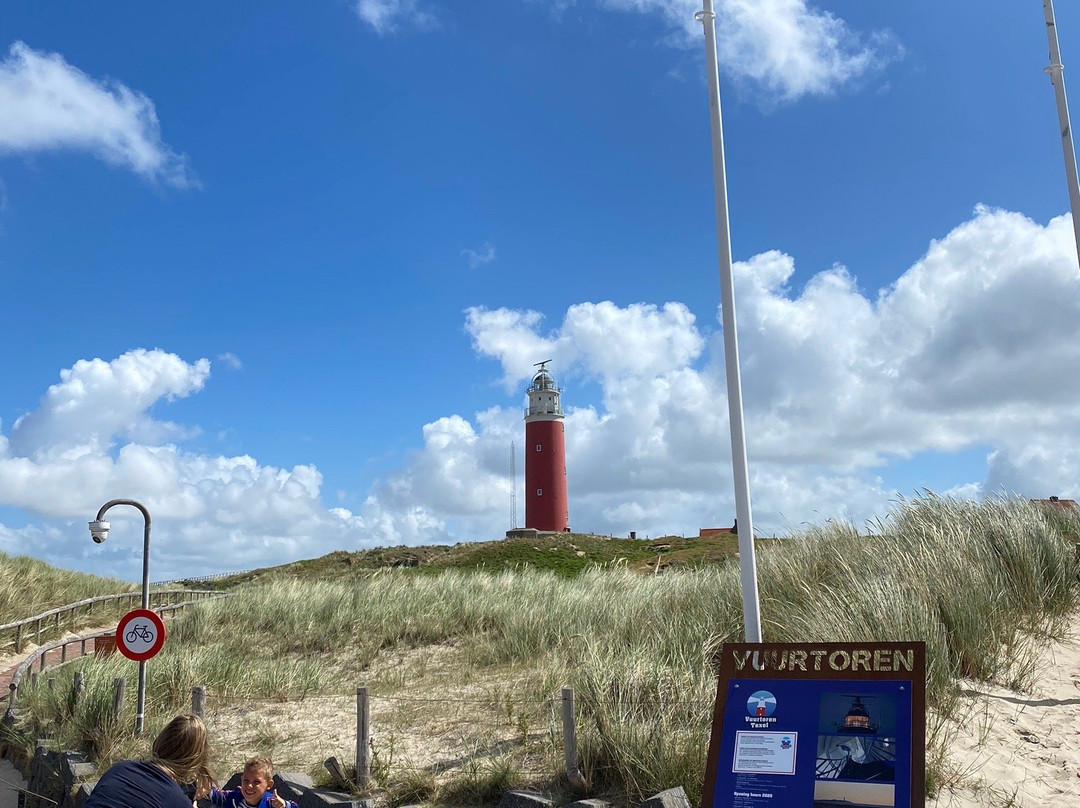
[524,361,569,532]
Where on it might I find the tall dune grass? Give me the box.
[0,552,135,626]
[8,494,1080,805]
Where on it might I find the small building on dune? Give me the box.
[1030,495,1079,512]
[699,520,755,538]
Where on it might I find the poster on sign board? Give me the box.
[701,642,925,808]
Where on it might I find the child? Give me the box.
[209,756,297,808]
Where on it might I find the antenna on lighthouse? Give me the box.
[534,359,552,369]
[510,441,518,529]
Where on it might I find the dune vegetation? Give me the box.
[0,553,135,627]
[4,494,1079,807]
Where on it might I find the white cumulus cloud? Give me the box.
[8,349,211,462]
[461,242,497,269]
[0,350,385,579]
[359,1,898,102]
[544,0,901,102]
[459,207,1080,537]
[3,207,1079,578]
[354,0,438,35]
[0,41,195,187]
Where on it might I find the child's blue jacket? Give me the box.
[208,788,298,808]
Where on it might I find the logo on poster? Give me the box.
[745,690,778,728]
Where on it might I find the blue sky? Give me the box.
[3,0,1080,581]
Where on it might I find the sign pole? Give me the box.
[695,0,762,642]
[1043,0,1080,266]
[90,499,154,734]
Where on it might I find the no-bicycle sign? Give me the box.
[115,608,167,662]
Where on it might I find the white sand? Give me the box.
[927,623,1080,807]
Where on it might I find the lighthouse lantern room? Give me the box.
[524,361,569,532]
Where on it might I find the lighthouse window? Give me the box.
[536,489,543,496]
[536,445,542,452]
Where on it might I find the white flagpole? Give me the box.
[1043,0,1080,265]
[695,0,762,643]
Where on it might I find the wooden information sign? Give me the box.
[701,642,925,808]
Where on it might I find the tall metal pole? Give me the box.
[93,498,152,734]
[1043,0,1080,265]
[695,0,762,643]
[510,441,517,530]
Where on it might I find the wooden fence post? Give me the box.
[562,687,579,776]
[323,757,352,791]
[192,686,206,718]
[73,673,84,703]
[356,687,370,788]
[113,678,127,723]
[15,623,22,653]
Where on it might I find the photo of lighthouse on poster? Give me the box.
[701,643,925,808]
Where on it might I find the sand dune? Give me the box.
[927,617,1080,807]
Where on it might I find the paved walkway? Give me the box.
[0,632,115,808]
[1,634,112,704]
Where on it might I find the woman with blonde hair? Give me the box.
[85,715,217,808]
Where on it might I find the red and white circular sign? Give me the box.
[115,609,167,661]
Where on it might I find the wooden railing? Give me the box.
[152,569,251,586]
[4,592,230,707]
[0,589,225,654]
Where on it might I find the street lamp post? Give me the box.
[89,498,152,734]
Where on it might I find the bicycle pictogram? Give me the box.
[125,623,156,644]
[115,609,167,661]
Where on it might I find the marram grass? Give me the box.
[0,552,134,626]
[8,494,1080,805]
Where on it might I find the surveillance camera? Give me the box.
[89,520,110,544]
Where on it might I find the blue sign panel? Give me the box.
[702,643,925,808]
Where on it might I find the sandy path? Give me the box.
[927,623,1080,807]
[0,624,117,702]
